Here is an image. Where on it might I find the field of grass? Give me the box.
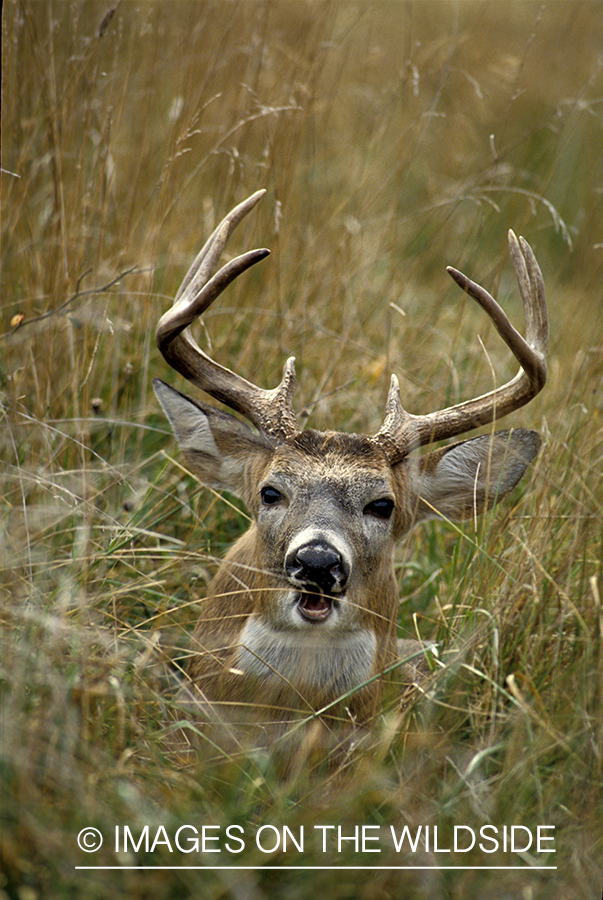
[2,2,602,898]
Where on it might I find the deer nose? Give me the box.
[285,541,349,594]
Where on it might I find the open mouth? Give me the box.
[296,590,336,623]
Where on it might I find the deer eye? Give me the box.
[260,486,283,506]
[364,498,395,520]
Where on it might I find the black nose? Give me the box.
[285,541,349,593]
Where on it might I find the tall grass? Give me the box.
[2,2,602,898]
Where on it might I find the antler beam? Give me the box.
[155,190,298,441]
[373,231,548,461]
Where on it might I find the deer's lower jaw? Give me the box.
[296,590,335,623]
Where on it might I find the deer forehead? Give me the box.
[255,430,398,501]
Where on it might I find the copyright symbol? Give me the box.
[77,827,103,852]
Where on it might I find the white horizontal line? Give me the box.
[75,866,557,871]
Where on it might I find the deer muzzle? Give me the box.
[284,540,350,623]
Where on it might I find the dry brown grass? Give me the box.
[2,2,602,898]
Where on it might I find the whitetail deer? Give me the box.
[154,190,547,760]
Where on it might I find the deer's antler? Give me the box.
[373,231,548,461]
[157,192,547,459]
[155,190,298,442]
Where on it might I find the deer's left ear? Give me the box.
[410,428,541,522]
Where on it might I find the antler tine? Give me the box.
[156,191,299,441]
[374,232,548,461]
[174,189,267,305]
[511,232,549,378]
[371,375,415,461]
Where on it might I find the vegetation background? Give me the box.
[2,1,602,898]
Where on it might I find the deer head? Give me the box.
[153,191,547,748]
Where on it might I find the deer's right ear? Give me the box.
[153,379,273,496]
